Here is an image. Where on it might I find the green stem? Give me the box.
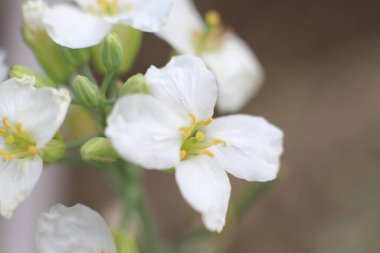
[81,64,97,84]
[234,182,272,217]
[101,72,116,96]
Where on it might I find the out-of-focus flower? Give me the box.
[106,55,283,232]
[36,204,117,253]
[0,77,70,218]
[43,0,173,49]
[157,0,264,113]
[22,0,76,83]
[0,50,8,81]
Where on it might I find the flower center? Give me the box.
[87,0,131,16]
[179,114,225,160]
[193,10,227,53]
[0,117,37,162]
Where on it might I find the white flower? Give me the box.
[37,204,117,253]
[157,0,264,113]
[0,77,70,218]
[43,0,173,49]
[23,0,48,32]
[106,55,283,232]
[0,50,8,81]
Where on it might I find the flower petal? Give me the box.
[107,0,172,32]
[146,55,217,122]
[43,4,112,48]
[0,78,71,147]
[205,115,283,182]
[0,50,8,81]
[157,0,203,53]
[73,0,98,10]
[202,34,265,113]
[106,94,184,169]
[0,156,43,219]
[175,156,231,232]
[36,203,117,253]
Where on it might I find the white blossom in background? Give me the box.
[0,77,70,219]
[0,50,8,81]
[37,204,117,253]
[106,55,283,232]
[22,0,48,32]
[157,0,264,113]
[43,0,173,49]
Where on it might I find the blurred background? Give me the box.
[1,0,380,252]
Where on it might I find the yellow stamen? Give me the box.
[28,146,37,155]
[206,10,221,27]
[0,128,7,136]
[98,0,106,7]
[189,113,197,126]
[195,132,205,142]
[202,149,214,158]
[2,117,11,128]
[6,135,15,144]
[0,150,7,155]
[212,139,226,146]
[180,127,191,136]
[17,122,24,134]
[180,150,187,160]
[203,117,213,126]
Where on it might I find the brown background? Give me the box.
[1,0,380,252]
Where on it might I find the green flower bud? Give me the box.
[80,137,119,163]
[113,230,139,253]
[101,33,124,73]
[60,47,91,68]
[10,65,56,88]
[73,76,100,107]
[93,25,142,75]
[119,73,149,97]
[22,1,75,83]
[39,139,66,164]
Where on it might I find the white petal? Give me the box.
[202,34,265,113]
[37,204,117,253]
[43,4,112,48]
[0,50,8,81]
[107,0,172,32]
[0,156,43,219]
[175,156,231,232]
[0,78,71,147]
[146,55,217,122]
[74,0,98,10]
[205,115,283,182]
[106,95,184,169]
[156,0,203,53]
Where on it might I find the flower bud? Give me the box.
[39,139,66,163]
[10,65,56,88]
[101,33,124,73]
[119,73,149,97]
[80,137,119,163]
[113,230,139,253]
[92,25,142,75]
[73,76,100,107]
[60,47,91,68]
[22,0,75,83]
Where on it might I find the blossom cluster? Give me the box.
[0,0,284,251]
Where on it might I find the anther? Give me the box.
[6,135,15,144]
[2,117,11,128]
[195,132,205,142]
[206,10,221,27]
[203,117,213,126]
[180,127,192,137]
[0,128,7,136]
[212,139,226,147]
[28,146,37,155]
[202,149,215,158]
[180,150,187,160]
[17,122,24,134]
[189,114,197,126]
